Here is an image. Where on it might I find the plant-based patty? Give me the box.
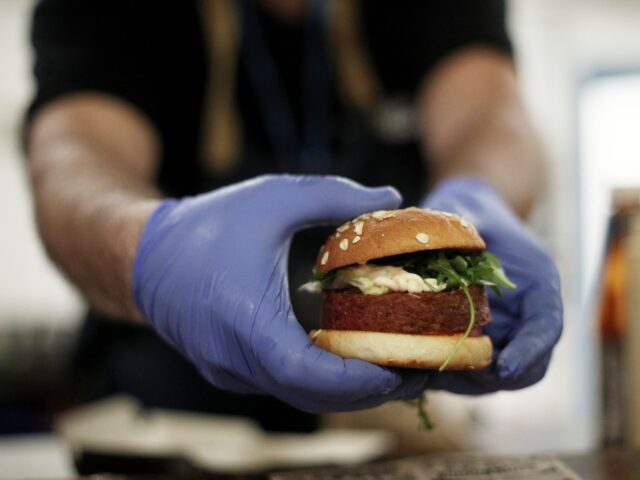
[321,286,490,335]
[303,207,516,372]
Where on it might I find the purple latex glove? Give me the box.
[133,175,427,412]
[420,178,563,394]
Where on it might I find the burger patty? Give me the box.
[320,286,490,335]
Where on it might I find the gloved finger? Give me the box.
[419,178,508,225]
[258,327,402,405]
[254,276,402,403]
[270,175,403,230]
[498,352,551,390]
[273,367,431,413]
[425,353,550,394]
[419,189,478,222]
[200,367,263,396]
[483,303,518,350]
[276,385,399,414]
[422,372,474,395]
[496,284,563,379]
[387,370,432,401]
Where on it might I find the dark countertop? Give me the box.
[561,450,640,480]
[73,450,640,480]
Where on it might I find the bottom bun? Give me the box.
[310,329,492,370]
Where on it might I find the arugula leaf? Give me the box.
[312,266,335,283]
[371,250,515,293]
[439,285,475,372]
[404,394,434,430]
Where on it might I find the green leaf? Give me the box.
[438,285,476,371]
[451,255,468,272]
[369,250,516,294]
[404,394,434,431]
[312,266,336,284]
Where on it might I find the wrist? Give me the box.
[432,175,501,197]
[117,198,163,322]
[420,175,521,234]
[423,176,504,208]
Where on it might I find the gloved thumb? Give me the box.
[275,175,403,230]
[420,177,504,224]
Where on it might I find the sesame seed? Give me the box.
[354,221,364,235]
[321,251,329,265]
[337,224,349,232]
[339,239,349,251]
[460,219,470,228]
[371,210,387,219]
[416,232,430,244]
[353,235,361,244]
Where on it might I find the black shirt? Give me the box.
[30,0,511,201]
[28,0,511,431]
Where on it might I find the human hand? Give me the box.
[419,177,563,393]
[133,175,428,412]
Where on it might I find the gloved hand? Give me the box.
[419,177,563,394]
[133,175,426,412]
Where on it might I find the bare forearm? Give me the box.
[27,95,161,321]
[419,48,544,217]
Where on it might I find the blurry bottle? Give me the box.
[598,188,640,447]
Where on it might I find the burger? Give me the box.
[303,207,515,371]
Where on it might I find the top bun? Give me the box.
[315,207,485,273]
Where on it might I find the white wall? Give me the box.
[467,0,640,453]
[0,0,84,331]
[581,74,640,303]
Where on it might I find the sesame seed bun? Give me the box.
[310,330,492,370]
[309,207,492,371]
[315,207,485,273]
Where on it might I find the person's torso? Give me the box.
[155,0,429,207]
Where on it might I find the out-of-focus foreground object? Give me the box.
[57,396,393,475]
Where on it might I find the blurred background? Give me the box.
[2,0,640,476]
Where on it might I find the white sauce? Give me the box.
[300,264,447,295]
[335,264,446,295]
